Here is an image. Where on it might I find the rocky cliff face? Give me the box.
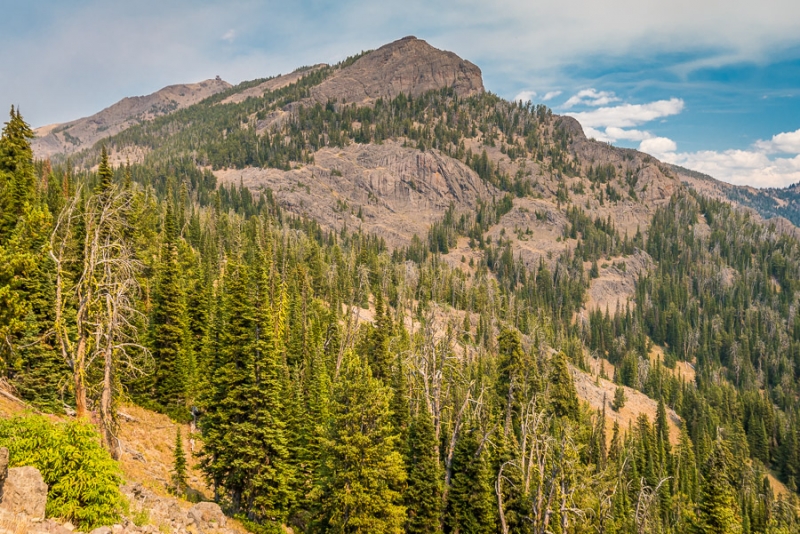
[309,36,484,105]
[32,78,231,159]
[215,140,498,248]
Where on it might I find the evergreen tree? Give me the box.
[406,407,443,534]
[0,106,36,236]
[312,350,406,533]
[200,261,293,523]
[0,107,62,408]
[172,425,187,495]
[612,386,626,412]
[694,434,742,534]
[96,145,113,194]
[444,428,496,534]
[149,201,189,416]
[548,351,579,420]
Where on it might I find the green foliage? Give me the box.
[311,351,406,533]
[611,386,626,412]
[172,426,187,495]
[0,415,124,530]
[548,351,579,420]
[405,408,442,534]
[444,428,496,534]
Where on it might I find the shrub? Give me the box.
[0,415,124,530]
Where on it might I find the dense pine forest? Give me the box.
[6,51,800,533]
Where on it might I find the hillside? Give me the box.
[6,35,800,533]
[32,78,231,159]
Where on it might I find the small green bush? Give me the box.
[0,415,124,530]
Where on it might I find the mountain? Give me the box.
[674,163,800,231]
[32,77,231,159]
[10,35,800,532]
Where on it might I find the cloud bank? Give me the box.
[562,88,800,188]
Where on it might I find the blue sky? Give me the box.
[2,0,799,188]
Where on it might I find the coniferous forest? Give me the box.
[5,52,800,533]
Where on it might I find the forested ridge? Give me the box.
[4,49,800,533]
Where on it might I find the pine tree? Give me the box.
[0,106,36,236]
[149,201,189,416]
[312,350,406,533]
[200,260,293,523]
[612,386,626,412]
[96,145,113,195]
[548,351,579,420]
[444,428,496,534]
[0,108,62,409]
[172,426,187,495]
[694,434,742,534]
[406,407,443,534]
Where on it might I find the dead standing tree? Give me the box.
[50,182,147,459]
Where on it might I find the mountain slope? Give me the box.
[32,78,231,158]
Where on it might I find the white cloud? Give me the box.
[635,129,800,188]
[639,137,677,157]
[542,90,562,101]
[514,90,537,103]
[222,29,237,43]
[605,127,653,142]
[754,128,800,154]
[566,98,685,128]
[666,150,800,188]
[562,88,619,109]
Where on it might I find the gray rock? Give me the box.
[187,501,226,529]
[0,466,48,520]
[89,527,112,534]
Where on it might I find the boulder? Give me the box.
[187,501,226,530]
[0,466,48,519]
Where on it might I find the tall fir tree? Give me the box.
[694,434,742,534]
[548,351,579,420]
[200,260,293,523]
[312,350,406,534]
[149,201,189,416]
[172,425,187,495]
[0,107,62,409]
[406,407,443,534]
[444,428,497,534]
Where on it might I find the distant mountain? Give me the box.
[32,78,231,159]
[673,164,800,233]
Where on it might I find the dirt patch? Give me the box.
[116,404,210,501]
[649,344,696,384]
[572,365,681,446]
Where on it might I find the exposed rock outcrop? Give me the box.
[309,36,484,105]
[122,483,235,534]
[0,466,48,520]
[215,140,499,248]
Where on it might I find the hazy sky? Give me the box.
[2,0,800,187]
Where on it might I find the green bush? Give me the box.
[0,415,124,530]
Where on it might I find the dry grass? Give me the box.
[0,513,31,534]
[116,404,210,500]
[649,345,696,385]
[572,364,682,446]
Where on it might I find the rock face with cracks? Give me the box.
[309,36,484,105]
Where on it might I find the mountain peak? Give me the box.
[309,36,484,105]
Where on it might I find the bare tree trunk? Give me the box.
[73,338,88,418]
[496,461,511,534]
[100,344,118,458]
